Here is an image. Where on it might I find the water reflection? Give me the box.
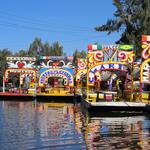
[84,114,150,150]
[0,101,86,150]
[0,101,150,150]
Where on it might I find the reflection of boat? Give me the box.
[91,116,146,124]
[81,99,150,112]
[84,113,150,150]
[44,102,72,107]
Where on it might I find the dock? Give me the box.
[81,99,150,112]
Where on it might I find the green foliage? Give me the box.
[0,37,87,86]
[28,38,64,56]
[15,49,28,57]
[28,37,43,56]
[0,49,12,86]
[95,0,150,58]
[72,49,87,66]
[0,38,66,86]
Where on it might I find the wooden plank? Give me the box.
[90,102,146,107]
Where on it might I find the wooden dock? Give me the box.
[81,99,150,112]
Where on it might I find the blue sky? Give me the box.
[0,0,120,55]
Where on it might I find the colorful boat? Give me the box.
[75,36,150,111]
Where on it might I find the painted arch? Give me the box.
[38,68,74,87]
[87,62,128,86]
[4,68,36,85]
[76,69,87,81]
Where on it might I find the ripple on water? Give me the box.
[85,115,150,150]
[0,101,86,150]
[0,101,150,150]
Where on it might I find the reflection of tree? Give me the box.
[74,104,84,134]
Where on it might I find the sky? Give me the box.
[0,0,120,55]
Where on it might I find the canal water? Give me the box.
[0,101,149,150]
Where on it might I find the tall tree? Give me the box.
[95,0,150,58]
[28,39,64,56]
[28,37,43,56]
[0,49,12,86]
[72,49,87,66]
[15,49,28,57]
[51,41,63,56]
[41,42,52,56]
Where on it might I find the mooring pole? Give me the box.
[96,90,99,102]
[96,80,100,102]
[3,76,5,93]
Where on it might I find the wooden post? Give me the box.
[19,73,21,93]
[96,79,101,102]
[3,76,5,93]
[96,90,99,102]
[140,82,143,102]
[131,63,134,102]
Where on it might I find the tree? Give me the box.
[0,49,12,86]
[72,49,87,66]
[28,37,43,56]
[15,49,28,57]
[0,49,12,72]
[28,38,64,56]
[95,0,150,58]
[41,42,52,56]
[51,41,63,56]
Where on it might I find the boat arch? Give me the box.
[87,62,128,86]
[38,68,74,87]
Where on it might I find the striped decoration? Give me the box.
[142,35,150,42]
[88,44,102,51]
[88,44,133,51]
[40,56,73,61]
[6,57,36,61]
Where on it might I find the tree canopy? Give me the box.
[0,38,87,86]
[72,49,87,66]
[28,38,64,56]
[95,0,150,58]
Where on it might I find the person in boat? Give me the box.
[24,75,30,94]
[119,77,125,98]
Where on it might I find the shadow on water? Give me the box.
[88,110,149,118]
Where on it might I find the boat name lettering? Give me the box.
[89,64,124,83]
[40,70,73,84]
